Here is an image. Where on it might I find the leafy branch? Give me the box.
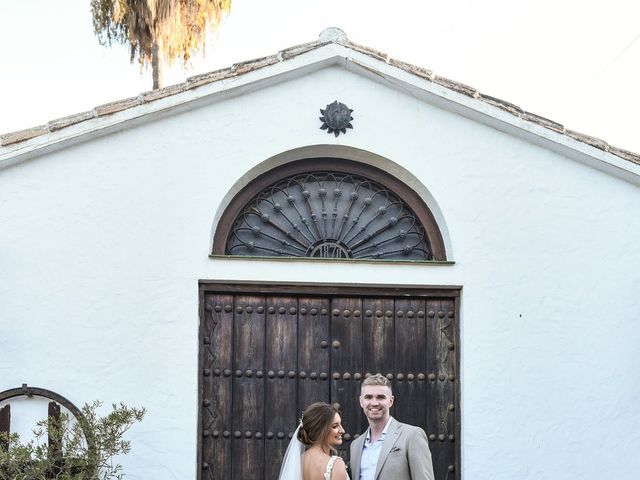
[0,401,145,480]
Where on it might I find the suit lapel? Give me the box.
[374,418,401,480]
[351,432,365,479]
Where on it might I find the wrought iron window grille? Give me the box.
[226,171,433,260]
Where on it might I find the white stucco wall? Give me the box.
[1,64,639,480]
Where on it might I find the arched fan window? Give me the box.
[212,159,446,261]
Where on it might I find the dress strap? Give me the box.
[324,455,338,480]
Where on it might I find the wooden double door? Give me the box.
[198,283,460,480]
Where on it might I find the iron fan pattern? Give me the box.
[226,171,432,260]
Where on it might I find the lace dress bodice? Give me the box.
[324,455,350,480]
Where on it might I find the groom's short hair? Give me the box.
[360,373,392,393]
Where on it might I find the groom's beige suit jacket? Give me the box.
[349,417,434,480]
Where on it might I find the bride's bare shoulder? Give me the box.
[301,448,329,480]
[329,456,348,480]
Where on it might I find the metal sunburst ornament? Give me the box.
[319,101,354,137]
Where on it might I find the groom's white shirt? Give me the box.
[359,418,392,480]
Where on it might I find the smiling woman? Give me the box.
[299,402,344,453]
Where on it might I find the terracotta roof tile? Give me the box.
[433,76,478,98]
[48,110,96,132]
[347,42,390,62]
[95,96,143,116]
[279,40,326,60]
[565,129,609,151]
[187,66,237,88]
[141,83,189,102]
[387,59,433,80]
[233,54,280,74]
[522,111,564,133]
[0,125,49,146]
[478,94,524,116]
[608,146,640,165]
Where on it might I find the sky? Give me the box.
[1,0,639,153]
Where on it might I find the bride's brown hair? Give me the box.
[298,402,341,454]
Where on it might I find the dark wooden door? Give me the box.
[199,286,459,480]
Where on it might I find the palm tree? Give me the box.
[91,0,231,89]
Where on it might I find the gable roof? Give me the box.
[1,28,639,184]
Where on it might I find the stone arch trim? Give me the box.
[212,157,446,260]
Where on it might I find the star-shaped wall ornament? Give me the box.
[319,101,354,137]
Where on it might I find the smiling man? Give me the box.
[350,374,434,480]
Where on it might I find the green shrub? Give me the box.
[0,400,145,480]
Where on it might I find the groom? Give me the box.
[349,374,434,480]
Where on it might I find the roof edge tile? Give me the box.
[565,129,609,151]
[522,111,564,133]
[479,94,524,116]
[187,66,237,88]
[48,111,96,132]
[345,41,389,62]
[233,54,280,74]
[608,146,640,165]
[433,76,478,98]
[0,125,49,147]
[387,58,434,80]
[95,96,143,116]
[141,83,190,102]
[279,40,327,60]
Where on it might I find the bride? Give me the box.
[279,402,350,480]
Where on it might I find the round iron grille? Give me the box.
[226,171,433,260]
